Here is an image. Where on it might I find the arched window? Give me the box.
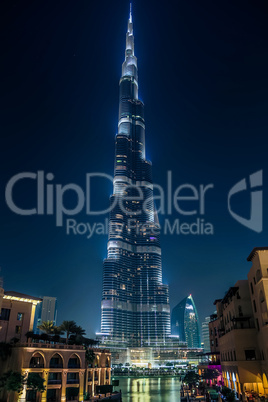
[30,352,44,368]
[68,354,81,369]
[94,355,99,368]
[50,353,63,368]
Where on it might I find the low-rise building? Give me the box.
[0,291,42,343]
[247,247,268,395]
[3,343,111,402]
[209,247,268,400]
[0,286,112,401]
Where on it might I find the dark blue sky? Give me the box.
[1,0,268,338]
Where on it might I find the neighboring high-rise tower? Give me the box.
[34,296,57,334]
[100,5,171,348]
[171,295,201,348]
[201,316,211,353]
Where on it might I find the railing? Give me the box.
[13,343,85,350]
[49,364,63,368]
[67,379,79,384]
[29,363,44,368]
[48,379,62,384]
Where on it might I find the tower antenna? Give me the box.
[129,3,132,22]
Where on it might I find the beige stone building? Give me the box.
[0,286,112,401]
[209,247,268,399]
[0,290,42,344]
[3,343,111,402]
[247,247,268,395]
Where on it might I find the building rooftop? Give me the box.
[221,287,239,304]
[247,247,268,262]
[4,291,42,304]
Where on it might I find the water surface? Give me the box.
[113,376,181,402]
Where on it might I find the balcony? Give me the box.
[48,379,62,385]
[49,363,63,368]
[67,379,79,384]
[29,363,44,368]
[67,364,80,369]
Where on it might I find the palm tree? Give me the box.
[59,321,77,343]
[37,321,55,334]
[25,331,34,343]
[53,326,64,336]
[84,338,98,348]
[73,326,86,336]
[85,349,95,367]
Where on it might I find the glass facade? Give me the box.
[171,295,201,348]
[100,7,171,347]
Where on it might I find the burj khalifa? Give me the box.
[100,5,171,348]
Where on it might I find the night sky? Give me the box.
[1,0,268,338]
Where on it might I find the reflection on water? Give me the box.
[113,376,181,402]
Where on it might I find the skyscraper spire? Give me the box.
[122,4,137,85]
[129,3,132,23]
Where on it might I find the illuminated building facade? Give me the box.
[100,6,171,348]
[209,248,268,399]
[171,295,201,348]
[0,290,42,343]
[0,343,111,402]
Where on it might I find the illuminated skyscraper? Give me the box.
[171,295,201,348]
[100,5,171,348]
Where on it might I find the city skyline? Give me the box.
[1,0,268,338]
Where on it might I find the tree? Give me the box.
[27,373,46,393]
[40,333,49,343]
[202,369,220,382]
[10,337,20,344]
[69,334,83,345]
[83,338,98,348]
[0,371,26,402]
[73,326,86,337]
[0,342,12,361]
[25,331,34,343]
[221,386,236,402]
[183,370,200,388]
[53,327,64,335]
[52,334,61,343]
[37,321,55,334]
[59,321,77,344]
[85,349,95,367]
[84,349,96,398]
